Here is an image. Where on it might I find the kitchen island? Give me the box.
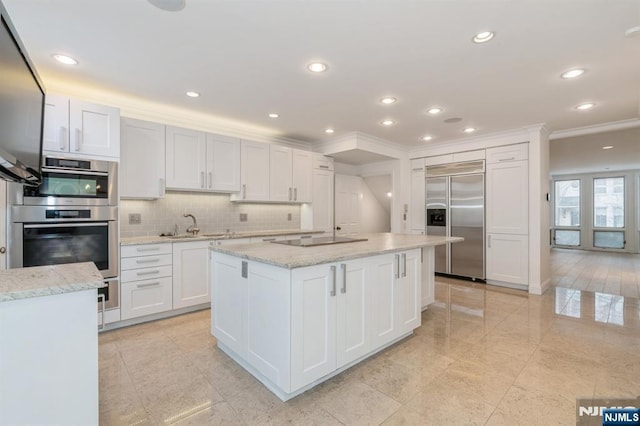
[0,262,103,425]
[209,233,462,401]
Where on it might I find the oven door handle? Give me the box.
[23,222,110,229]
[41,167,109,177]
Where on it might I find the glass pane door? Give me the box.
[553,179,580,247]
[592,177,625,249]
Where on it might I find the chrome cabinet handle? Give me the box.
[137,281,161,288]
[395,254,400,279]
[402,253,407,278]
[498,156,516,162]
[136,270,160,276]
[209,172,213,188]
[98,294,105,331]
[288,187,292,201]
[136,258,160,264]
[60,126,67,150]
[294,188,298,201]
[330,265,336,296]
[243,184,247,199]
[319,165,329,169]
[341,263,347,294]
[75,128,82,151]
[262,238,276,242]
[136,246,160,252]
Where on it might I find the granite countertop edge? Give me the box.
[0,262,104,302]
[210,234,464,269]
[120,229,324,246]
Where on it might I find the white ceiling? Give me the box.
[3,0,640,150]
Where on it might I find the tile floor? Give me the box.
[99,274,640,425]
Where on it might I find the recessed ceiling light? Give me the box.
[307,62,328,73]
[185,91,200,98]
[472,31,495,43]
[427,107,443,115]
[561,69,585,79]
[386,192,393,198]
[147,0,185,11]
[576,103,595,110]
[602,145,614,150]
[463,127,476,133]
[380,97,397,105]
[422,135,433,141]
[53,54,78,65]
[268,113,279,118]
[325,128,335,134]
[381,119,395,126]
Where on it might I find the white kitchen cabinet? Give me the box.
[270,145,293,202]
[270,146,312,202]
[311,166,334,233]
[336,258,370,367]
[42,95,120,159]
[120,118,165,199]
[421,246,435,308]
[410,158,425,232]
[370,249,421,347]
[165,126,207,190]
[235,140,270,201]
[486,234,529,285]
[120,243,173,320]
[486,158,529,235]
[211,253,247,357]
[172,241,211,309]
[206,133,241,192]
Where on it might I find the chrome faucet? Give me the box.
[183,213,199,236]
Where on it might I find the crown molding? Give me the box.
[549,118,640,140]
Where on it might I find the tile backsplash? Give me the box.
[119,191,301,238]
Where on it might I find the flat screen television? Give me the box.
[0,2,44,186]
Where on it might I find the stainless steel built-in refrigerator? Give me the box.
[426,161,485,280]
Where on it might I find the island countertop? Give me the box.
[209,233,463,269]
[0,262,103,302]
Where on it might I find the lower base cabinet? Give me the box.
[211,248,422,399]
[486,233,529,286]
[173,241,211,309]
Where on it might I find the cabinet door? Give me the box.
[42,95,69,153]
[410,159,425,232]
[312,169,334,233]
[396,249,421,335]
[292,149,313,202]
[207,134,241,192]
[211,253,247,356]
[173,241,210,309]
[486,234,528,285]
[240,140,270,201]
[370,253,397,348]
[486,160,528,234]
[165,126,207,190]
[120,276,173,320]
[120,118,165,199]
[69,99,120,158]
[270,145,293,202]
[291,264,337,391]
[336,258,370,368]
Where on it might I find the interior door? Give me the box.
[334,174,361,236]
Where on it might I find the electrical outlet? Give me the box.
[128,213,142,225]
[287,213,292,221]
[240,213,248,222]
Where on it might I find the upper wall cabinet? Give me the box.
[164,127,241,193]
[43,95,120,159]
[120,118,165,199]
[234,140,270,201]
[269,146,313,203]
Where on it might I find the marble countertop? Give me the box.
[0,262,104,302]
[210,233,464,269]
[120,229,324,246]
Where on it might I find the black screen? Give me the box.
[0,9,44,184]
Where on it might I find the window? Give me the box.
[554,179,580,227]
[554,229,580,246]
[593,177,624,228]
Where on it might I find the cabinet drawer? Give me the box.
[121,265,173,283]
[452,149,485,162]
[486,143,528,163]
[313,155,334,171]
[121,276,173,320]
[121,243,172,258]
[121,253,172,271]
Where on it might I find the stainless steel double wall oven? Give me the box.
[8,156,119,311]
